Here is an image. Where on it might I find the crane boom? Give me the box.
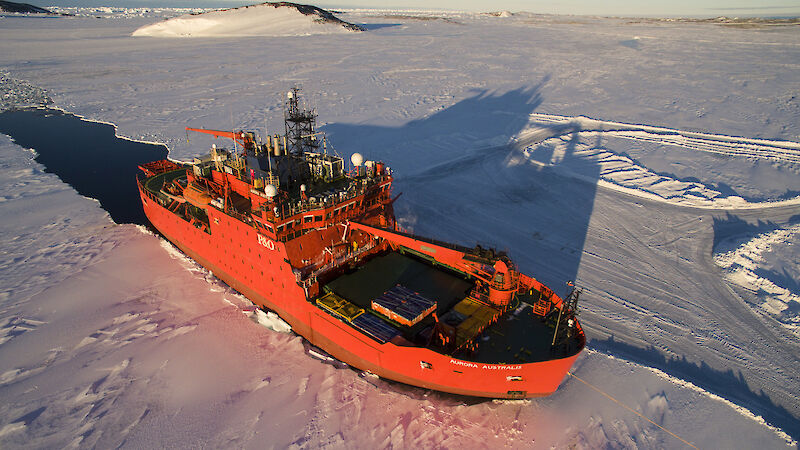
[186,127,256,150]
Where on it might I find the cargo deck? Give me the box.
[322,249,580,365]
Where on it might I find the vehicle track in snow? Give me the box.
[510,114,800,210]
[526,112,800,164]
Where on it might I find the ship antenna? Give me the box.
[327,138,341,159]
[267,138,274,175]
[264,114,269,154]
[263,127,277,184]
[230,106,235,149]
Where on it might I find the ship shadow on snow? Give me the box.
[324,81,600,300]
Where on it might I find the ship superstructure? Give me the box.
[137,88,585,398]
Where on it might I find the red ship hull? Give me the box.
[139,178,584,398]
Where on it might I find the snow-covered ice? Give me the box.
[0,7,799,449]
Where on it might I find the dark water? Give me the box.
[0,108,168,225]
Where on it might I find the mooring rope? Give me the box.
[567,371,699,449]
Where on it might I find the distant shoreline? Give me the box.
[36,3,800,21]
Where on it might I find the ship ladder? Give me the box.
[167,199,183,213]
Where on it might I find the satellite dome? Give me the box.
[264,184,278,198]
[351,153,364,167]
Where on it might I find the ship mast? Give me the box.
[284,87,319,156]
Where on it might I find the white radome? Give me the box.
[351,152,364,167]
[264,184,278,197]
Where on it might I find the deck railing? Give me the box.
[298,240,380,284]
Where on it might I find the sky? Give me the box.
[39,0,800,18]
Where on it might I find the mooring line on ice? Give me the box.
[567,371,699,449]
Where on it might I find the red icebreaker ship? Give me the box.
[137,88,585,398]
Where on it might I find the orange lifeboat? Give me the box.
[183,182,212,207]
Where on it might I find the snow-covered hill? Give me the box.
[132,2,364,38]
[0,1,53,14]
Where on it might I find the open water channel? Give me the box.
[0,108,168,224]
